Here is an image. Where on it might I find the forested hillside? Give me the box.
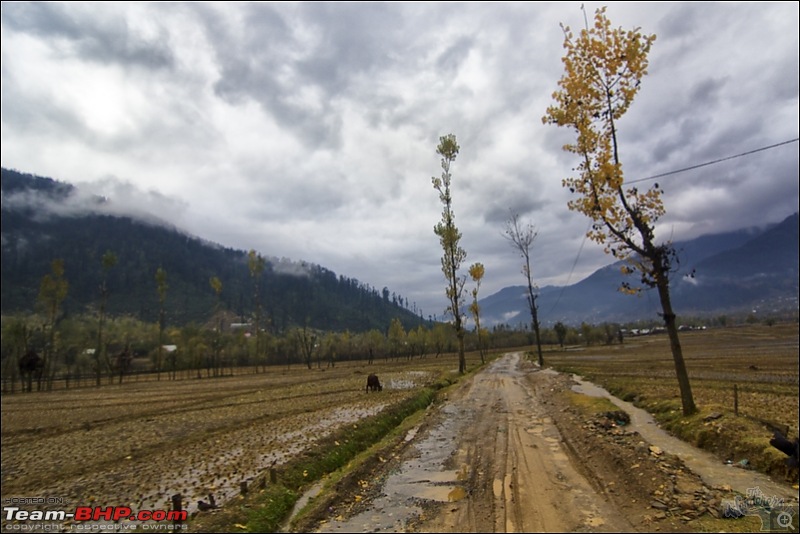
[1,168,428,333]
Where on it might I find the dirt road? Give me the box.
[294,352,797,533]
[404,352,633,532]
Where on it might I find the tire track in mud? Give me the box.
[300,351,798,533]
[311,352,634,533]
[447,353,631,532]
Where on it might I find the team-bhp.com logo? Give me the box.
[4,505,187,530]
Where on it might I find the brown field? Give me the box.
[0,357,461,528]
[2,324,797,531]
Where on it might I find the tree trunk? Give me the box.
[528,295,544,367]
[457,330,466,374]
[532,321,544,367]
[656,276,697,415]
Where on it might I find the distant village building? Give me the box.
[230,323,253,337]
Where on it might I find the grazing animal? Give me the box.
[366,373,382,392]
[19,350,44,392]
[770,430,799,481]
[770,430,799,467]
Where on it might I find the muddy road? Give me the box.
[403,352,633,532]
[294,352,798,533]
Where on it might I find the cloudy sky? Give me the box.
[2,2,798,320]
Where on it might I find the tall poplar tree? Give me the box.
[431,134,468,374]
[543,7,697,415]
[468,262,486,364]
[210,276,224,377]
[38,259,68,390]
[248,250,266,372]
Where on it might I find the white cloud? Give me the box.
[2,2,798,319]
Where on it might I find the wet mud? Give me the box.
[296,352,799,533]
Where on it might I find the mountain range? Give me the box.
[0,168,427,333]
[2,167,797,331]
[479,212,799,327]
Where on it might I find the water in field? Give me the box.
[165,404,387,517]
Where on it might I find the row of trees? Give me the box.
[431,7,698,415]
[1,303,642,392]
[1,221,436,390]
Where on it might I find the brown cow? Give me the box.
[366,373,382,392]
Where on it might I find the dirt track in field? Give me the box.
[3,349,796,533]
[294,352,799,533]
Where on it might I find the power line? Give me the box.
[547,221,591,317]
[628,137,799,185]
[546,137,799,317]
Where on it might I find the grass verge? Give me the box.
[189,374,456,533]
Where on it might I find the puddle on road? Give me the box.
[493,478,504,498]
[447,486,467,501]
[313,403,471,533]
[586,516,607,527]
[403,426,419,442]
[570,374,798,501]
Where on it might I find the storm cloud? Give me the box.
[2,2,797,319]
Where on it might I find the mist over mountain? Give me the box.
[3,168,797,331]
[480,212,799,328]
[1,168,428,332]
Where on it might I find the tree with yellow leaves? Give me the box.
[468,262,486,364]
[432,134,468,374]
[543,7,697,415]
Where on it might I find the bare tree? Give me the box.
[503,213,544,366]
[96,251,117,386]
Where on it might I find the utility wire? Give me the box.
[628,138,799,185]
[545,137,799,317]
[547,220,591,318]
